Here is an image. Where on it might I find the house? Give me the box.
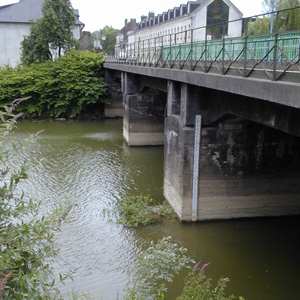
[115,0,242,56]
[0,0,84,67]
[115,18,138,55]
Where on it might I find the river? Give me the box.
[16,119,300,300]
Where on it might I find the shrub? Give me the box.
[115,194,176,227]
[0,102,70,299]
[0,50,108,118]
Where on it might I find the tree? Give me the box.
[248,17,271,35]
[263,0,300,31]
[41,0,76,57]
[99,26,119,55]
[21,19,52,65]
[21,0,76,65]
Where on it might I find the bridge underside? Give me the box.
[105,67,300,221]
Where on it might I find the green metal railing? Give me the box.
[107,7,300,82]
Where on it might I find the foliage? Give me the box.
[249,0,300,35]
[124,236,245,300]
[99,26,119,55]
[21,0,76,64]
[0,50,108,118]
[0,103,69,299]
[115,194,176,227]
[21,20,53,65]
[124,236,194,300]
[248,17,271,35]
[177,263,244,300]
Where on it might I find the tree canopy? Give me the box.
[21,0,76,65]
[248,0,300,35]
[99,26,119,55]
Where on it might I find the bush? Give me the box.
[115,194,176,227]
[124,236,194,300]
[0,50,108,118]
[0,102,70,299]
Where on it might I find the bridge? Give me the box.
[104,11,300,222]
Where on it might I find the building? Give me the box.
[115,18,138,55]
[0,0,84,67]
[115,0,242,57]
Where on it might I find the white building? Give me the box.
[0,0,84,67]
[116,0,242,57]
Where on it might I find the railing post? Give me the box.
[170,34,172,63]
[273,11,280,81]
[222,24,225,75]
[244,18,249,77]
[138,39,140,63]
[155,37,157,65]
[148,38,150,65]
[134,41,136,64]
[191,29,193,68]
[143,40,145,64]
[205,28,208,72]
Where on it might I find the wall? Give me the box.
[0,23,31,67]
[0,22,81,67]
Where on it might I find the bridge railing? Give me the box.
[107,7,300,83]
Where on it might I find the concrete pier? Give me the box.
[104,64,300,221]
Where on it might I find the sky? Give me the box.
[0,0,264,32]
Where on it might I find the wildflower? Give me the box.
[193,260,201,270]
[200,262,211,272]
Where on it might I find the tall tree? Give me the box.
[21,0,76,65]
[263,0,300,31]
[21,19,52,64]
[99,26,119,55]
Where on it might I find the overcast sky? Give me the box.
[0,0,264,32]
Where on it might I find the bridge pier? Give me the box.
[122,73,166,146]
[104,65,300,222]
[104,69,123,117]
[164,83,300,221]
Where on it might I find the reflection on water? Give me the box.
[16,119,300,300]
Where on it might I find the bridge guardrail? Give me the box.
[107,7,300,83]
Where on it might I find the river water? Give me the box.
[16,119,300,300]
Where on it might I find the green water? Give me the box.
[16,119,300,300]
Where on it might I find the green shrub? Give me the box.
[177,263,245,300]
[115,194,176,227]
[124,236,194,300]
[0,102,71,299]
[0,50,108,118]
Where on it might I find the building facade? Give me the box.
[115,0,242,57]
[0,0,84,67]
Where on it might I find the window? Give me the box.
[206,0,229,39]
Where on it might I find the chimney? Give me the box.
[125,18,128,26]
[148,11,155,19]
[141,15,147,22]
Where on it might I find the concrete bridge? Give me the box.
[103,60,300,221]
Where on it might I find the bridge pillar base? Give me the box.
[164,115,300,221]
[105,70,123,117]
[123,89,166,146]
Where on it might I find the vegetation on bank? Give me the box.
[112,195,244,299]
[123,236,245,300]
[0,50,108,118]
[0,103,75,299]
[112,194,176,227]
